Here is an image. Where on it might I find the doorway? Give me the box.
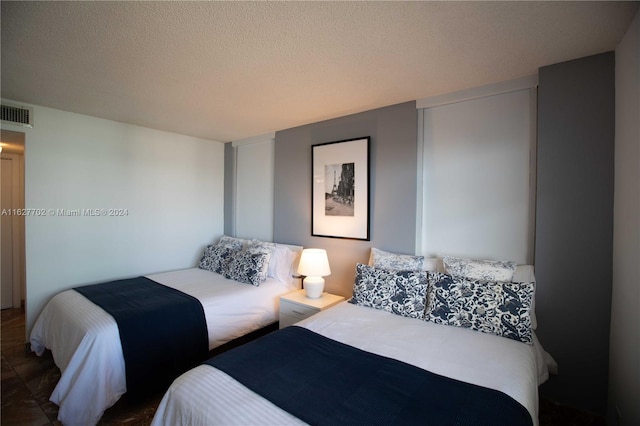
[1,129,26,309]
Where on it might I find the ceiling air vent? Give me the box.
[1,103,33,128]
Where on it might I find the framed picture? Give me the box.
[311,137,370,240]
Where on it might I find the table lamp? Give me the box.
[297,248,331,299]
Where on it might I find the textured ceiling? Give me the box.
[2,1,638,143]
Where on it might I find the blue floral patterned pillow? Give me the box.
[350,263,428,319]
[199,245,235,274]
[246,240,275,282]
[217,235,246,251]
[224,250,270,286]
[425,272,534,344]
[370,248,425,271]
[443,256,516,282]
[247,239,276,254]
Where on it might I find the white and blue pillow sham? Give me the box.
[443,255,517,282]
[350,263,428,319]
[216,235,246,251]
[369,247,425,271]
[245,241,275,283]
[351,252,534,345]
[425,272,534,344]
[224,250,271,287]
[198,244,236,275]
[198,236,293,286]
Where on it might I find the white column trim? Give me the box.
[415,109,425,256]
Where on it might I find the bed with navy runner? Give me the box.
[74,276,208,399]
[207,325,533,426]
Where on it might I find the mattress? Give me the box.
[29,268,295,426]
[152,301,553,425]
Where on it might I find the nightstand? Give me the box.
[279,289,345,329]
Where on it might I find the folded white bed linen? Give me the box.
[29,268,294,426]
[153,301,550,426]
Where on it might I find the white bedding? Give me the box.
[29,268,295,426]
[152,301,552,426]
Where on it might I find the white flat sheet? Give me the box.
[29,268,294,426]
[152,302,551,426]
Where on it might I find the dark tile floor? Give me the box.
[1,307,161,425]
[2,306,606,426]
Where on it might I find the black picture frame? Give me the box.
[311,137,370,240]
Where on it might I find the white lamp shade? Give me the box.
[297,249,331,277]
[297,249,331,299]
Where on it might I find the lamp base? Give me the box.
[303,276,324,299]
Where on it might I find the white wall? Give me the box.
[609,10,640,426]
[2,101,225,335]
[418,81,536,265]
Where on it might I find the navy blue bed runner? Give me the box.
[207,326,532,426]
[75,276,208,399]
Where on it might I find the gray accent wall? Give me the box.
[273,101,418,297]
[535,52,615,415]
[609,10,640,426]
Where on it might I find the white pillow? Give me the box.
[269,244,296,286]
[422,257,438,272]
[246,239,295,284]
